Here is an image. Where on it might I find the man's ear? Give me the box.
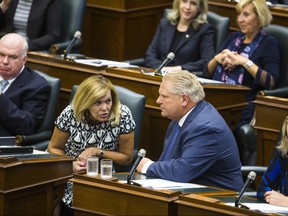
[22,56,27,64]
[181,94,189,107]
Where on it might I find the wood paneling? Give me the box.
[0,155,73,215]
[81,0,172,60]
[254,95,288,166]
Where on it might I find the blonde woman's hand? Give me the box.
[73,160,86,173]
[77,147,98,163]
[264,190,288,207]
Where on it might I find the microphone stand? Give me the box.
[127,149,146,186]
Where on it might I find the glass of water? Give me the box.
[86,157,99,176]
[100,159,113,179]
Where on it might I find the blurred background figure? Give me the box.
[270,0,288,5]
[257,116,288,207]
[144,0,215,74]
[0,0,61,52]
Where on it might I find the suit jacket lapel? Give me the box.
[5,68,27,95]
[165,23,176,54]
[171,101,207,158]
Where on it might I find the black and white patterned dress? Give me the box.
[55,104,136,207]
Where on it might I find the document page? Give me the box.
[198,77,224,84]
[226,203,288,214]
[75,59,137,68]
[121,178,206,190]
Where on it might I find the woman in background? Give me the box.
[205,0,280,128]
[0,0,61,51]
[257,116,288,207]
[144,0,215,74]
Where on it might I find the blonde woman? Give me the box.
[205,0,280,128]
[144,0,215,73]
[48,75,135,215]
[257,116,288,207]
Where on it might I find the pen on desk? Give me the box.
[91,60,102,64]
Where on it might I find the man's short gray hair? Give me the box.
[163,70,205,103]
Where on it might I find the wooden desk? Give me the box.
[71,172,236,216]
[0,153,73,216]
[26,52,249,161]
[208,0,288,32]
[175,193,268,216]
[253,95,288,166]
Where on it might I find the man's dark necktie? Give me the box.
[163,124,181,160]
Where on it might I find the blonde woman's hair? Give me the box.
[236,0,272,28]
[277,116,288,157]
[72,75,121,126]
[163,70,205,102]
[167,0,208,30]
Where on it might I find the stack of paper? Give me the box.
[74,59,137,68]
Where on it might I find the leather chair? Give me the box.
[127,10,230,78]
[16,71,61,150]
[238,125,283,197]
[234,124,257,166]
[259,25,288,96]
[207,11,230,52]
[241,165,267,197]
[69,85,146,172]
[49,0,87,54]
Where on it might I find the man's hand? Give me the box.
[136,157,151,173]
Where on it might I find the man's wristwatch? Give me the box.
[244,60,254,69]
[98,149,104,159]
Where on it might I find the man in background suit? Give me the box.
[137,70,244,192]
[0,33,50,136]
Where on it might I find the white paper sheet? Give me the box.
[198,77,224,84]
[120,178,206,190]
[74,59,137,68]
[226,203,288,214]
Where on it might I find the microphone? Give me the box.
[127,149,146,185]
[155,52,175,76]
[63,31,82,60]
[235,171,256,208]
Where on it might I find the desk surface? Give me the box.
[176,193,269,216]
[71,172,269,216]
[0,153,73,216]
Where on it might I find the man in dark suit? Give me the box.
[137,70,244,192]
[0,33,50,136]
